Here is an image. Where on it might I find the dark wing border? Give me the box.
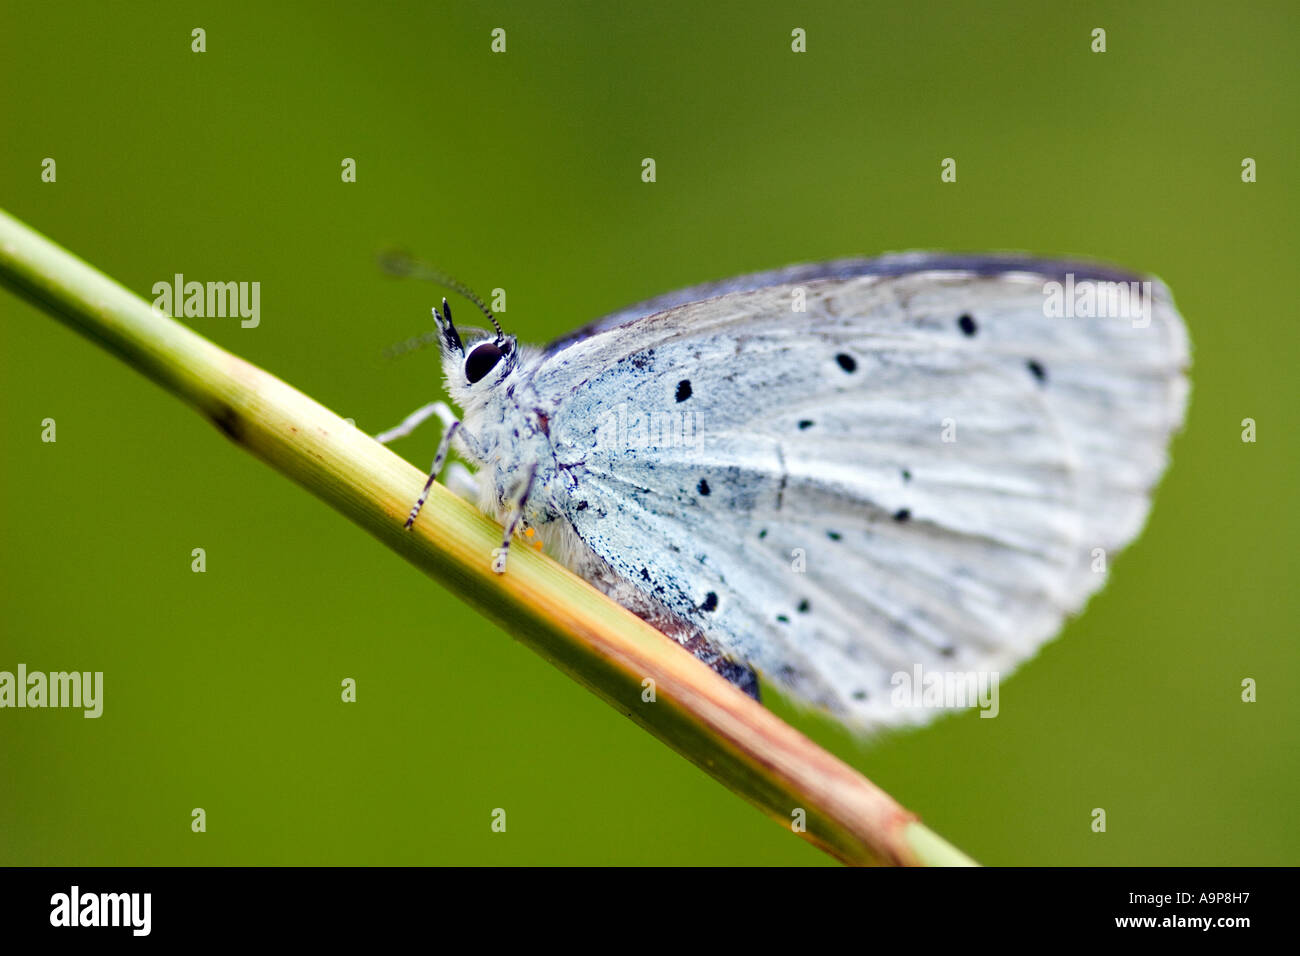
[547,252,1147,352]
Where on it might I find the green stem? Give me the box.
[0,206,977,867]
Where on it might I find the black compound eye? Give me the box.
[464,342,505,383]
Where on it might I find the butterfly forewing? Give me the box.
[527,259,1189,730]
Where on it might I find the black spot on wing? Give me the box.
[675,379,692,402]
[835,352,857,373]
[797,419,814,430]
[700,591,718,612]
[958,313,977,336]
[1026,359,1047,385]
[697,478,711,496]
[893,508,911,522]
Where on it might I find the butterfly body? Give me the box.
[409,254,1190,732]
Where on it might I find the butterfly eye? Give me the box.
[465,341,506,383]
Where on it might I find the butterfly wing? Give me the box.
[546,253,1152,351]
[531,257,1189,730]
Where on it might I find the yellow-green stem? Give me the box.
[0,206,977,867]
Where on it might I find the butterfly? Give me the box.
[377,253,1190,732]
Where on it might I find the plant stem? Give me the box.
[0,206,977,867]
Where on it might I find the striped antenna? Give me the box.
[378,250,504,341]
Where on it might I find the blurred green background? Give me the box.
[1,1,1296,865]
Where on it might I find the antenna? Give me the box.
[378,250,504,341]
[380,329,442,361]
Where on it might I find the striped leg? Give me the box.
[404,420,462,529]
[491,464,538,574]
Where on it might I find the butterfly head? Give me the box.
[433,297,519,398]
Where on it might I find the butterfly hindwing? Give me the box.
[525,258,1189,730]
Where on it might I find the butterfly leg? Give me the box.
[491,464,538,574]
[375,402,486,529]
[403,419,466,529]
[374,400,456,445]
